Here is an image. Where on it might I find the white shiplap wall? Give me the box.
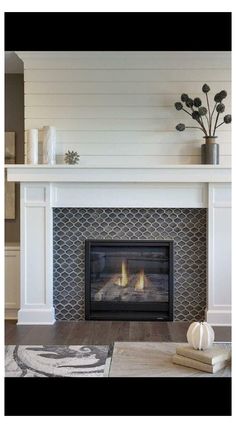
[17,51,231,167]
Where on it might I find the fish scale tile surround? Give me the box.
[53,208,207,321]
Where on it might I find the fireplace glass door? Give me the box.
[85,240,173,321]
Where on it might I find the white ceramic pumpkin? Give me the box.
[187,321,215,350]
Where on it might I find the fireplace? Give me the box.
[6,166,231,325]
[85,240,174,321]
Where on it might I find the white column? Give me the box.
[206,183,231,325]
[18,182,55,324]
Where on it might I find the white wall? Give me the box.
[18,51,231,167]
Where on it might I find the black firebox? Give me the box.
[85,240,174,321]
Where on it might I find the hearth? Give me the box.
[85,240,174,321]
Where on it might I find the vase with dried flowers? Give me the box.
[175,84,232,164]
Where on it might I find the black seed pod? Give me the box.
[214,93,222,103]
[176,123,185,131]
[216,103,225,113]
[192,111,200,120]
[202,84,210,93]
[224,114,232,124]
[175,102,183,111]
[186,98,194,108]
[199,107,207,116]
[219,90,227,99]
[194,97,202,108]
[181,93,189,102]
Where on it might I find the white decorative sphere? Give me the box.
[187,321,215,350]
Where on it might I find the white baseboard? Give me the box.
[206,309,231,326]
[17,308,55,325]
[5,308,18,320]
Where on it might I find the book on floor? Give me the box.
[172,354,228,374]
[176,344,231,365]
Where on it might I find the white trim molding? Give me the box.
[5,165,232,325]
[53,182,207,208]
[5,244,20,320]
[6,165,231,183]
[205,310,232,326]
[19,182,55,325]
[206,183,231,326]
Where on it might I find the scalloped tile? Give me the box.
[53,208,206,321]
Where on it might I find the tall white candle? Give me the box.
[27,129,38,164]
[42,126,56,165]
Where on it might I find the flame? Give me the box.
[135,269,145,291]
[120,260,129,287]
[115,260,128,287]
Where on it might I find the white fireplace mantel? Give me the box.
[6,165,232,326]
[6,164,231,183]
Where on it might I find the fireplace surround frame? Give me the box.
[5,165,232,325]
[85,239,174,321]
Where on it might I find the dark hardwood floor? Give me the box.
[5,320,231,345]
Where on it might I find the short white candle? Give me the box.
[27,129,38,164]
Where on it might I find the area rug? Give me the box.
[108,342,231,377]
[5,345,110,377]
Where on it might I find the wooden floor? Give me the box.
[5,320,231,345]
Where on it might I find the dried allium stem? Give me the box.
[216,121,224,129]
[213,111,220,136]
[206,92,211,134]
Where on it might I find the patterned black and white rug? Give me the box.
[5,345,111,377]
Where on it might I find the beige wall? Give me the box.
[5,74,24,243]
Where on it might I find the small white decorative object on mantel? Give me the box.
[187,321,215,350]
[42,126,56,165]
[27,129,38,164]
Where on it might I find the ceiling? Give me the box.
[5,51,24,73]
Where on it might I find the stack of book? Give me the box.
[172,345,231,373]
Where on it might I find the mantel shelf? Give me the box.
[6,164,231,183]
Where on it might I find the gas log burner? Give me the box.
[85,240,174,320]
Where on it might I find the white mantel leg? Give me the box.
[206,183,231,326]
[18,183,55,324]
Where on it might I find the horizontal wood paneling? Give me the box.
[24,68,231,82]
[40,155,231,167]
[25,118,232,132]
[24,105,231,119]
[24,130,231,147]
[20,51,231,167]
[25,93,232,107]
[39,142,231,157]
[19,51,231,69]
[25,81,231,95]
[25,106,184,119]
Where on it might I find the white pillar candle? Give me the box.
[27,129,38,164]
[42,126,56,165]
